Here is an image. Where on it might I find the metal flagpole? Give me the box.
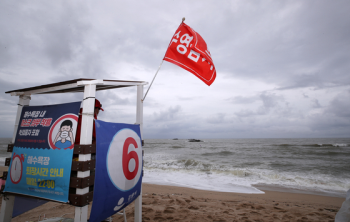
[142,17,185,102]
[142,60,164,102]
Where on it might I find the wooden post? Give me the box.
[0,95,31,222]
[134,85,143,222]
[74,84,96,222]
[11,95,31,144]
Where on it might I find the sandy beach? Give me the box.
[1,182,343,222]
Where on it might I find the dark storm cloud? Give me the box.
[41,8,91,67]
[144,106,199,138]
[326,90,350,118]
[234,92,286,118]
[260,92,283,109]
[0,78,37,137]
[214,1,350,90]
[308,114,350,137]
[311,99,322,109]
[0,1,109,82]
[0,78,27,97]
[1,0,349,139]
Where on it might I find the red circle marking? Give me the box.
[10,155,23,184]
[48,114,78,150]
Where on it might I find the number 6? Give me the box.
[122,137,139,180]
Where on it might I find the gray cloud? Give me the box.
[206,113,226,124]
[228,95,259,104]
[216,1,350,90]
[151,106,182,122]
[234,92,287,118]
[311,99,322,109]
[326,90,350,118]
[260,92,283,109]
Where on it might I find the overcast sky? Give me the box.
[1,0,349,139]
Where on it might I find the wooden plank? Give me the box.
[73,144,96,154]
[2,172,8,180]
[4,158,11,167]
[0,171,7,193]
[7,144,14,153]
[69,191,93,207]
[69,175,95,188]
[71,160,95,171]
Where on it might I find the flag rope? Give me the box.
[142,60,164,102]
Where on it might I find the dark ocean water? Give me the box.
[142,138,350,197]
[1,137,349,197]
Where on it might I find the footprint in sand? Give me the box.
[164,206,176,213]
[114,197,125,211]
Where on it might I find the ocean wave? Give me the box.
[276,143,348,148]
[201,151,234,157]
[142,138,350,195]
[308,143,348,147]
[294,150,350,157]
[144,153,350,194]
[170,145,184,149]
[255,170,350,193]
[143,166,350,194]
[145,157,238,174]
[333,143,348,147]
[277,144,292,147]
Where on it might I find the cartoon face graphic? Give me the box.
[48,114,78,150]
[52,120,75,149]
[60,125,71,138]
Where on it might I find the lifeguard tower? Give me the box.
[0,78,148,222]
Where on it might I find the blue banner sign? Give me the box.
[4,102,81,202]
[89,120,143,222]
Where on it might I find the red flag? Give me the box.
[163,22,216,86]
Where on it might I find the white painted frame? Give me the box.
[1,79,147,222]
[0,95,31,222]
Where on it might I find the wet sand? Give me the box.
[2,182,343,222]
